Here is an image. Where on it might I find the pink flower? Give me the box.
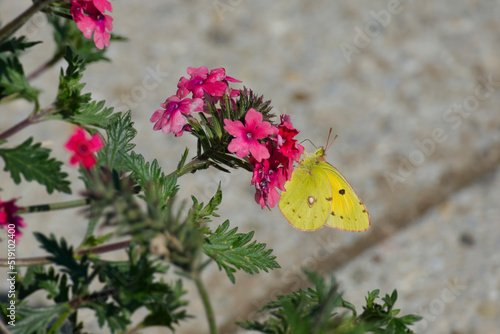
[0,197,26,243]
[224,108,276,162]
[150,95,204,135]
[65,127,104,169]
[249,115,304,208]
[251,149,288,209]
[70,0,113,50]
[177,66,241,99]
[275,115,304,177]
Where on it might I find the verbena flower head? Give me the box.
[65,127,104,169]
[224,108,277,162]
[177,66,241,99]
[150,95,204,135]
[152,66,304,209]
[0,197,26,243]
[70,0,113,49]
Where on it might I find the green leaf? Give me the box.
[99,111,137,170]
[50,47,90,121]
[203,220,280,283]
[39,280,60,299]
[399,314,423,324]
[0,137,70,194]
[125,151,178,203]
[71,99,118,128]
[0,37,40,103]
[12,303,70,334]
[34,233,89,292]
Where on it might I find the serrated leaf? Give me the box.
[50,47,90,120]
[0,137,70,194]
[99,111,136,170]
[12,303,70,334]
[34,233,89,290]
[203,220,280,283]
[71,100,118,128]
[125,151,178,202]
[39,280,60,299]
[0,39,40,103]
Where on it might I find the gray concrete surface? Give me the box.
[1,0,500,333]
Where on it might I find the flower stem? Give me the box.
[0,106,53,142]
[0,117,33,142]
[192,272,217,334]
[0,0,56,43]
[20,198,91,214]
[27,50,65,81]
[0,240,131,266]
[173,156,211,178]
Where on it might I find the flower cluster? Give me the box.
[226,112,303,208]
[65,127,104,169]
[0,197,26,243]
[152,66,304,209]
[70,0,113,50]
[151,66,241,137]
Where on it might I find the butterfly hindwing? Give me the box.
[279,164,332,230]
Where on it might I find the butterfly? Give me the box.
[278,132,370,231]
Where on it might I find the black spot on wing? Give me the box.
[339,189,345,195]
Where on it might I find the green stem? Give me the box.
[174,156,211,178]
[20,198,91,214]
[193,272,217,334]
[0,0,56,43]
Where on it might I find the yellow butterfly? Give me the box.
[278,134,370,231]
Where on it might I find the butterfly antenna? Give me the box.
[325,128,338,151]
[300,139,317,149]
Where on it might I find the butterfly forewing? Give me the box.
[321,162,370,232]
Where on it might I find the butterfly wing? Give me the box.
[320,161,370,232]
[279,164,332,231]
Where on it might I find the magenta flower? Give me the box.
[65,127,104,169]
[224,108,277,162]
[0,197,26,243]
[177,66,241,99]
[247,114,304,208]
[251,148,288,209]
[70,0,113,50]
[275,115,304,177]
[150,95,204,136]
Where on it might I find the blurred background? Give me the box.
[2,0,500,333]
